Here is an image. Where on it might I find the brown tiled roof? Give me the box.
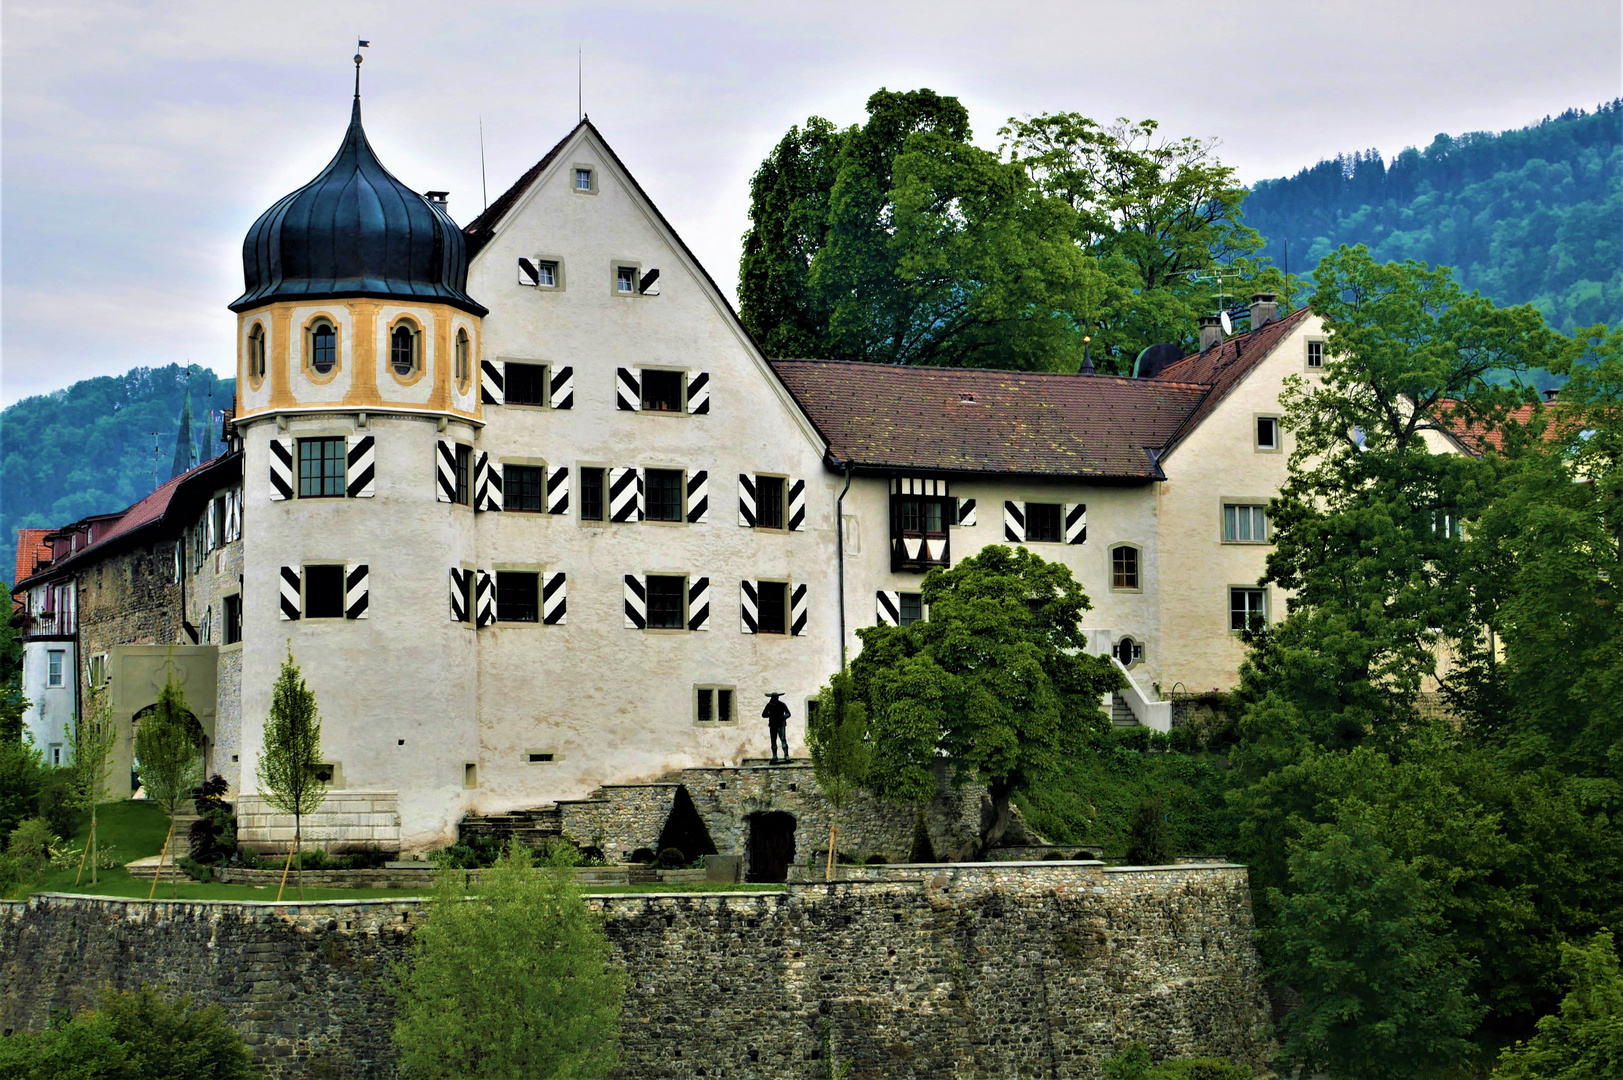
[769,360,1209,479]
[13,529,52,589]
[1152,306,1311,451]
[1435,400,1565,454]
[462,122,585,257]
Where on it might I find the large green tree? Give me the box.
[847,545,1119,852]
[1492,931,1623,1080]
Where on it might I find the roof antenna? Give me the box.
[578,47,583,122]
[479,118,488,213]
[354,38,368,97]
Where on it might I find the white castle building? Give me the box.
[15,85,1340,853]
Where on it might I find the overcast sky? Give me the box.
[2,0,1618,406]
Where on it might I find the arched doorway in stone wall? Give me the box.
[745,811,797,883]
[130,703,207,794]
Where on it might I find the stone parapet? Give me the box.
[1,862,1270,1079]
[235,791,400,854]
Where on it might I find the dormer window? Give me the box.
[391,323,418,377]
[310,320,336,375]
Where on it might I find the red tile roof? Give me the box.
[1152,306,1312,451]
[770,360,1209,479]
[1435,400,1563,454]
[13,529,52,588]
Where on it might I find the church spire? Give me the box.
[169,382,194,480]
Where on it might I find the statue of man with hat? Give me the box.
[762,692,791,764]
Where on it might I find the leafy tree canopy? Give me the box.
[1492,930,1623,1080]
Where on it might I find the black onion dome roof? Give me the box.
[230,96,487,316]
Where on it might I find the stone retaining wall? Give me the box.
[0,863,1269,1079]
[236,792,401,854]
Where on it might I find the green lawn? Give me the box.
[71,800,172,859]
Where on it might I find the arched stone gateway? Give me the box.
[745,810,796,883]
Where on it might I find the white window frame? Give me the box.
[1229,586,1268,633]
[1305,337,1327,371]
[572,166,597,194]
[614,262,641,297]
[47,650,65,687]
[1221,502,1270,544]
[1254,415,1282,453]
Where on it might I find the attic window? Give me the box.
[616,266,637,294]
[574,168,594,192]
[959,392,977,405]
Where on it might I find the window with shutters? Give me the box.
[640,369,683,412]
[504,465,546,512]
[890,495,951,571]
[534,260,558,287]
[224,593,242,644]
[1025,503,1062,543]
[1111,546,1141,591]
[1230,587,1267,632]
[303,565,345,619]
[756,580,788,635]
[308,318,338,376]
[497,572,540,623]
[454,444,472,506]
[211,497,226,545]
[505,362,547,406]
[695,685,735,724]
[580,468,605,521]
[645,469,684,522]
[1222,504,1269,543]
[616,265,638,295]
[298,438,346,498]
[646,575,686,629]
[899,592,923,626]
[756,476,785,530]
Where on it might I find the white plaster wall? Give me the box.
[1155,315,1326,692]
[286,305,356,402]
[237,412,480,850]
[372,306,437,404]
[238,316,274,413]
[465,127,840,818]
[21,640,76,763]
[838,477,1163,688]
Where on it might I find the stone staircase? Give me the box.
[458,805,563,849]
[1111,693,1140,728]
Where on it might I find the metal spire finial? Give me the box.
[354,38,369,98]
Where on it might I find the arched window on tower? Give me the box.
[391,324,417,377]
[247,323,267,382]
[310,320,337,375]
[455,328,470,386]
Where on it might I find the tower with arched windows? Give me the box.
[230,85,488,844]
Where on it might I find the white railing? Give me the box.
[1110,656,1172,732]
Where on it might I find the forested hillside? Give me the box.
[1246,101,1621,333]
[0,365,232,584]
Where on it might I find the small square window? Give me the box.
[304,565,345,619]
[505,466,546,513]
[298,437,346,498]
[1306,340,1324,369]
[617,266,637,294]
[646,575,686,629]
[899,592,923,626]
[1111,547,1140,590]
[757,581,788,635]
[756,476,785,530]
[224,594,243,644]
[641,369,683,412]
[535,261,558,287]
[497,571,540,623]
[645,469,684,522]
[1230,587,1267,632]
[1025,503,1062,543]
[1256,417,1280,451]
[574,168,593,191]
[580,468,605,521]
[1223,504,1269,543]
[505,362,548,406]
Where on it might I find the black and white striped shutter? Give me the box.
[542,572,566,625]
[616,368,640,411]
[1004,501,1024,543]
[435,439,457,503]
[549,366,574,409]
[623,574,646,629]
[787,478,806,532]
[474,452,503,512]
[474,571,495,628]
[517,257,540,286]
[637,472,646,521]
[608,467,639,522]
[740,579,758,634]
[269,438,293,501]
[791,583,808,636]
[686,470,709,523]
[279,566,301,621]
[1065,503,1087,545]
[347,436,376,498]
[546,467,570,514]
[687,576,709,631]
[344,564,369,620]
[481,360,505,405]
[875,590,900,627]
[449,568,469,622]
[956,498,977,527]
[686,371,710,414]
[737,474,756,527]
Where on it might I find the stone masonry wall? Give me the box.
[0,863,1270,1079]
[557,761,983,866]
[237,792,402,854]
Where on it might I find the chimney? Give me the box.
[424,190,449,209]
[1249,292,1278,330]
[1543,388,1559,402]
[1199,315,1224,354]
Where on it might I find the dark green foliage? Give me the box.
[656,847,685,870]
[1247,101,1622,337]
[907,811,937,864]
[628,847,655,865]
[175,855,212,883]
[32,767,76,841]
[433,833,504,870]
[1492,931,1623,1080]
[807,668,871,811]
[187,775,236,864]
[0,1010,131,1080]
[234,845,262,870]
[654,785,717,865]
[0,364,233,579]
[1125,796,1174,866]
[0,738,45,845]
[1104,1043,1252,1080]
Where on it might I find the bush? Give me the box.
[628,847,656,865]
[1102,1042,1254,1080]
[656,847,686,869]
[176,855,213,883]
[188,775,236,864]
[6,816,55,878]
[0,738,45,845]
[908,811,937,864]
[865,854,888,865]
[1126,796,1174,865]
[235,845,262,869]
[431,835,503,870]
[292,848,331,871]
[338,845,392,870]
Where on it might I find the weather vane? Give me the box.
[354,38,369,94]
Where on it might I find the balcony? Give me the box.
[14,611,73,639]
